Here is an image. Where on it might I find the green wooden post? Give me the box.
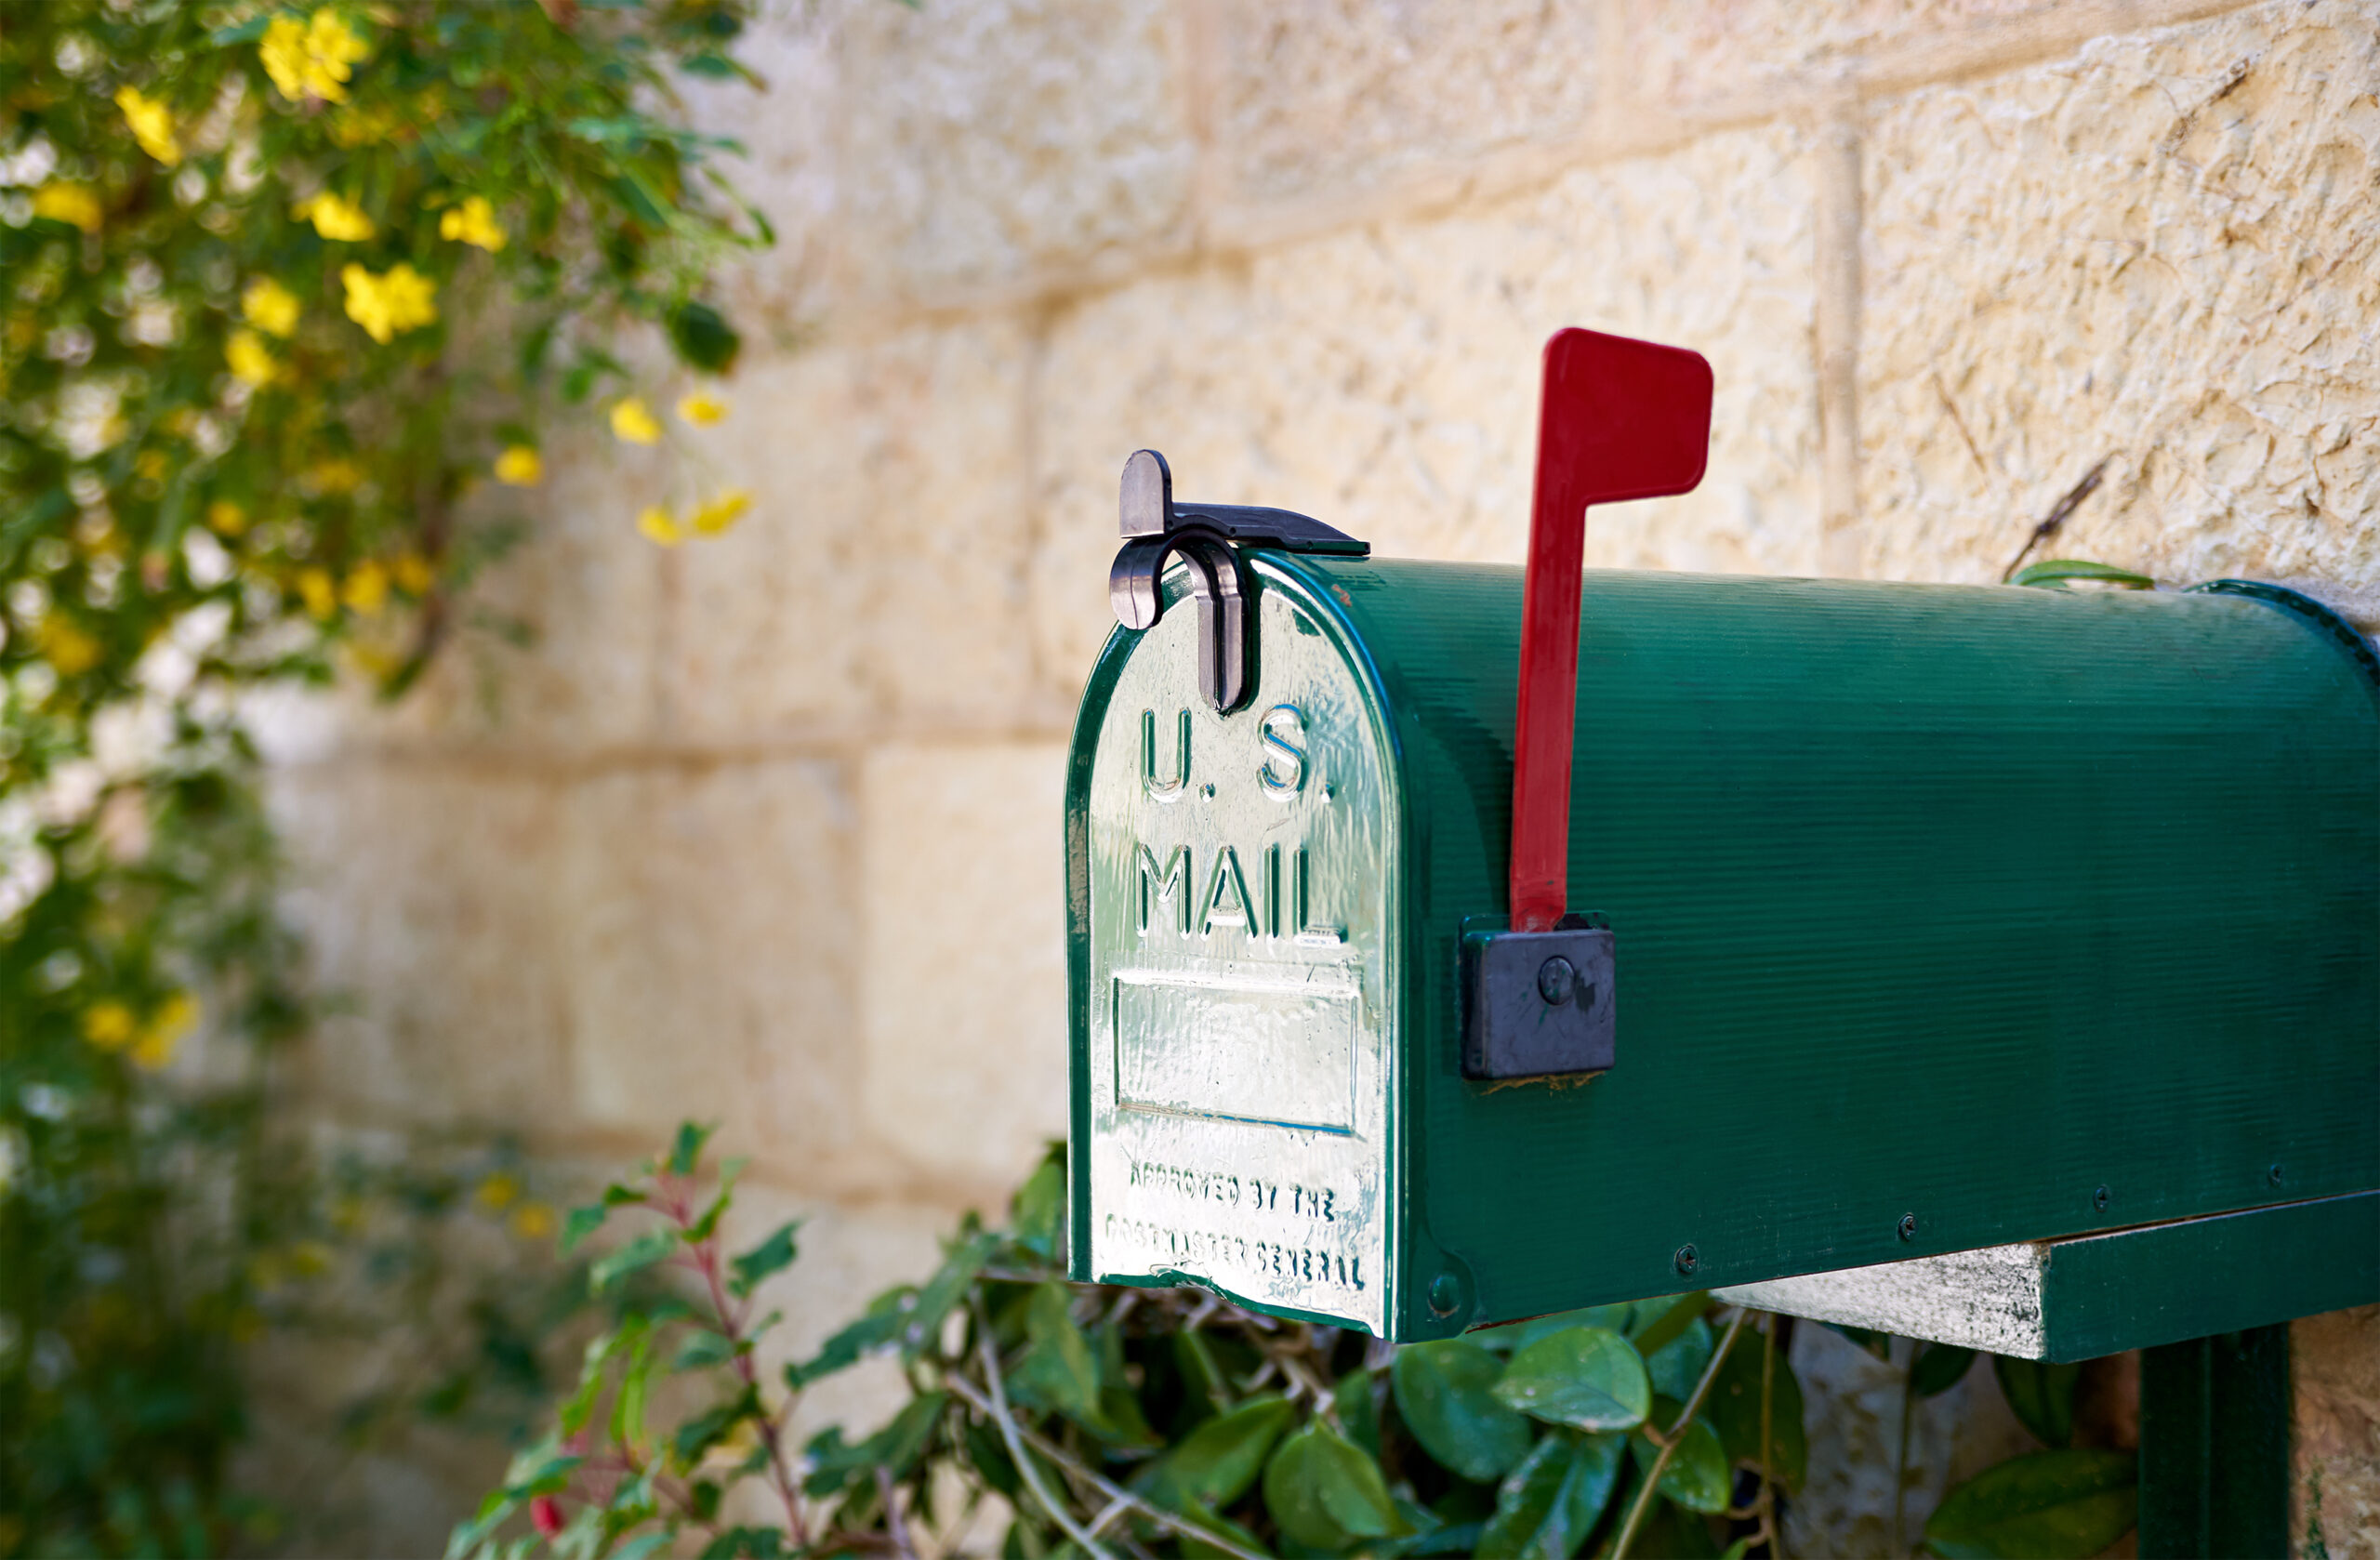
[2138,1325,2291,1558]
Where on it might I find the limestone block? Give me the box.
[664,318,1037,739]
[1031,126,1818,699]
[859,742,1068,1192]
[2295,1304,2380,1558]
[679,2,840,330]
[1217,0,1597,207]
[1858,1,2380,587]
[1620,0,2057,114]
[834,0,1197,304]
[271,762,567,1126]
[560,758,858,1158]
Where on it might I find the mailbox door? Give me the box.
[1068,559,1403,1334]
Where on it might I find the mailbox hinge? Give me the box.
[1108,449,1368,714]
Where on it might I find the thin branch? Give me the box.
[946,1368,1274,1560]
[2000,456,2111,582]
[1930,371,1990,476]
[1758,1311,1786,1560]
[1611,1307,1753,1560]
[874,1467,919,1560]
[969,1327,1118,1560]
[683,1207,810,1547]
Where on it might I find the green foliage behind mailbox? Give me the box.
[1066,553,2380,1343]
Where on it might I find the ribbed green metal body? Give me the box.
[1067,555,2380,1342]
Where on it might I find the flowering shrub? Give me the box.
[0,2,763,1552]
[464,1130,2138,1560]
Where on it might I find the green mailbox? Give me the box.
[1065,330,2380,1347]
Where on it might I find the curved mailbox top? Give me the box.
[1070,552,2380,1342]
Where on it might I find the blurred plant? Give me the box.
[465,1128,2142,1560]
[0,2,766,1553]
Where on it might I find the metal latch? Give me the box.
[1108,449,1367,714]
[1461,329,1712,1080]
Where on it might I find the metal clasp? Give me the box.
[1107,450,1367,714]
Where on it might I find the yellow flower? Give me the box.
[32,183,102,234]
[438,195,506,253]
[294,191,375,243]
[677,392,729,427]
[610,397,661,445]
[475,1172,520,1211]
[340,262,437,343]
[391,552,432,594]
[261,10,370,104]
[133,993,198,1071]
[636,506,684,547]
[136,450,168,483]
[226,328,282,388]
[308,456,364,496]
[207,500,248,536]
[298,566,337,619]
[288,1240,334,1277]
[115,86,182,166]
[38,617,101,676]
[509,1202,556,1242]
[341,561,388,615]
[690,488,753,536]
[82,1000,138,1051]
[493,445,543,487]
[243,277,302,337]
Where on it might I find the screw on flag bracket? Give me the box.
[1463,327,1714,1080]
[1107,448,1368,715]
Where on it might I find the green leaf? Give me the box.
[673,1330,738,1372]
[787,1288,910,1388]
[1922,1448,2137,1559]
[1641,1316,1713,1403]
[589,1226,679,1292]
[1007,1285,1099,1419]
[1336,1368,1382,1463]
[1492,1328,1651,1433]
[2009,558,2153,590]
[560,1203,608,1255]
[561,1183,650,1254]
[1992,1356,2080,1448]
[801,1393,950,1497]
[1626,1293,1712,1362]
[1476,1432,1623,1560]
[902,1230,993,1357]
[673,1388,760,1465]
[1913,1342,1978,1399]
[1135,1394,1294,1514]
[1011,1144,1066,1259]
[729,1220,800,1297]
[668,300,741,375]
[1263,1423,1409,1549]
[1477,1304,1635,1356]
[1705,1328,1806,1491]
[1393,1340,1536,1481]
[1632,1417,1731,1514]
[964,1420,1021,1498]
[668,1121,716,1176]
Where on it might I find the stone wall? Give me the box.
[264,0,2380,1552]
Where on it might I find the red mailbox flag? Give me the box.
[1510,328,1713,932]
